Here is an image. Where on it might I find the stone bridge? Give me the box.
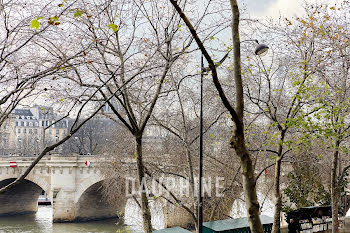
[0,155,196,227]
[0,155,125,222]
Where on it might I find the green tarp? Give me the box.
[153,227,192,233]
[203,215,273,233]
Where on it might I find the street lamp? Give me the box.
[198,40,268,233]
[240,39,269,56]
[255,43,269,56]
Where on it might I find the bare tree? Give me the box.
[243,2,350,232]
[0,0,87,125]
[150,64,240,225]
[168,0,265,231]
[56,0,202,231]
[242,18,323,233]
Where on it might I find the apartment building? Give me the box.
[0,105,68,155]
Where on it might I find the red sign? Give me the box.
[85,161,91,167]
[9,162,17,168]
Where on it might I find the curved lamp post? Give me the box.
[198,39,268,233]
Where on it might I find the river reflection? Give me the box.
[0,206,128,233]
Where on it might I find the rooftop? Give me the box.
[14,109,33,116]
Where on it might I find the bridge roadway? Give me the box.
[0,155,124,222]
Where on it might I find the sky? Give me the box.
[242,0,341,19]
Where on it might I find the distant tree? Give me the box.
[63,117,117,155]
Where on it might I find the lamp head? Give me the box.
[255,43,269,56]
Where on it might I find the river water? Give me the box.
[0,198,165,233]
[0,206,129,233]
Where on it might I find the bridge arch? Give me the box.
[0,178,49,216]
[74,175,105,203]
[74,176,126,221]
[0,174,51,198]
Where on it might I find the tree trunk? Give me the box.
[271,158,282,233]
[231,133,264,233]
[331,139,340,233]
[272,130,285,233]
[230,0,264,232]
[135,136,153,233]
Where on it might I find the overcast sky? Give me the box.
[241,0,340,19]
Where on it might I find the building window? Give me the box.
[42,121,44,126]
[16,122,18,126]
[34,129,38,134]
[29,129,32,134]
[18,128,21,133]
[29,122,33,127]
[24,129,26,134]
[3,139,8,148]
[56,129,59,134]
[46,121,48,126]
[35,122,38,126]
[49,129,52,135]
[21,122,24,126]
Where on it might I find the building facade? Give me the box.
[0,105,68,155]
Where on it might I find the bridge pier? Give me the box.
[52,189,76,222]
[50,162,78,222]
